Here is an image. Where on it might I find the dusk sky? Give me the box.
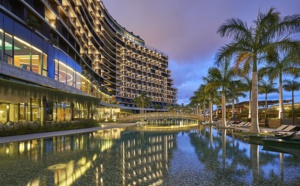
[102,0,300,105]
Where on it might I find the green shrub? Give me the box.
[0,119,99,137]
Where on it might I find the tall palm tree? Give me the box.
[216,8,300,133]
[283,78,300,125]
[203,76,220,123]
[258,79,277,125]
[189,95,199,111]
[259,51,300,119]
[205,58,238,127]
[227,82,246,120]
[193,84,208,122]
[190,84,207,121]
[134,91,151,114]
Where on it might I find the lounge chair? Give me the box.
[236,122,246,127]
[243,122,251,127]
[276,130,300,139]
[271,125,288,133]
[274,125,296,135]
[226,121,234,126]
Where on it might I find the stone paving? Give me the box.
[0,123,137,144]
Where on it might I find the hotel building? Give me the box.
[0,0,177,123]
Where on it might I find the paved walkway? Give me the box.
[0,123,137,144]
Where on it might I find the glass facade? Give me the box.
[0,29,47,76]
[0,26,106,124]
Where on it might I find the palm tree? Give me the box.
[191,84,208,122]
[227,82,246,120]
[134,91,151,114]
[259,51,300,119]
[165,103,180,112]
[258,79,277,125]
[205,58,238,127]
[283,78,300,125]
[207,88,220,124]
[190,90,200,114]
[216,8,300,133]
[203,76,220,123]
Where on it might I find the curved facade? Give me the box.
[100,1,177,108]
[0,0,177,123]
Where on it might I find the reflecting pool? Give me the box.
[0,125,300,186]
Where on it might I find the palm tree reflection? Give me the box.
[189,125,300,185]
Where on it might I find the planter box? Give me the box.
[281,119,300,125]
[269,118,281,128]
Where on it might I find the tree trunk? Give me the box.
[250,71,260,133]
[292,91,294,125]
[203,104,206,122]
[264,93,267,126]
[232,100,235,119]
[278,74,285,119]
[248,91,252,119]
[209,100,213,124]
[222,92,226,127]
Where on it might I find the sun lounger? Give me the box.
[236,122,246,127]
[275,130,300,139]
[243,122,251,127]
[271,125,288,133]
[280,130,300,135]
[226,121,235,126]
[274,125,296,134]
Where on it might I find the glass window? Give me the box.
[13,36,30,70]
[31,99,40,121]
[54,59,59,81]
[81,77,91,94]
[19,103,26,121]
[42,54,48,76]
[0,104,7,123]
[58,62,67,84]
[4,32,13,65]
[0,30,2,62]
[4,32,12,56]
[31,46,42,74]
[75,72,82,89]
[66,67,74,87]
[13,36,46,75]
[9,104,19,122]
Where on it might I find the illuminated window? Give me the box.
[0,31,48,76]
[4,32,13,64]
[13,37,31,70]
[0,30,2,61]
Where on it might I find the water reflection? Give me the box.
[0,128,176,185]
[187,125,300,185]
[0,126,300,185]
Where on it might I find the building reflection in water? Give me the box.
[0,128,176,186]
[1,126,299,185]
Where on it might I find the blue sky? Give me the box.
[102,0,300,105]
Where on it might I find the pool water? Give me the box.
[0,125,299,186]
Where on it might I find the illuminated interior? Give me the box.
[0,29,47,76]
